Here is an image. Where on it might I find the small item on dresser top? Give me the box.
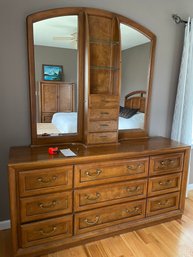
[48,147,59,155]
[60,148,77,157]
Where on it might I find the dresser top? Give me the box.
[8,137,189,167]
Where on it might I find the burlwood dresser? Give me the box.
[8,137,190,257]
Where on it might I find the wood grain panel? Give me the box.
[19,166,73,197]
[74,200,146,234]
[20,191,72,223]
[74,179,147,211]
[74,158,149,188]
[21,216,73,248]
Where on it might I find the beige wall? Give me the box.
[0,0,193,221]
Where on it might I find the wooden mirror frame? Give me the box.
[27,7,156,146]
[27,8,84,146]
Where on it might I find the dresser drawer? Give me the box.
[89,108,118,120]
[74,179,147,211]
[87,132,117,144]
[74,200,145,234]
[149,153,184,176]
[74,158,149,188]
[89,95,119,108]
[88,120,118,132]
[20,215,72,248]
[148,173,182,197]
[19,166,73,197]
[146,192,180,216]
[20,191,72,223]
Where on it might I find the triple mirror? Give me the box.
[27,8,156,146]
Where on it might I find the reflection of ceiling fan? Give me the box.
[53,32,77,42]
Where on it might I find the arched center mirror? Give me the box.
[27,8,156,146]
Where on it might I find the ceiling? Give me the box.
[33,15,150,50]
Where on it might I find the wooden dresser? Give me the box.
[40,81,75,123]
[8,137,190,257]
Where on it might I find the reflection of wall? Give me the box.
[34,46,78,114]
[121,43,150,106]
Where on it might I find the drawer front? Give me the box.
[20,191,72,223]
[41,113,53,123]
[148,173,182,197]
[21,215,72,248]
[74,179,147,211]
[89,95,119,108]
[74,158,149,188]
[146,192,180,216]
[19,166,73,197]
[88,120,118,132]
[89,108,119,120]
[74,200,145,234]
[149,153,184,176]
[87,132,117,144]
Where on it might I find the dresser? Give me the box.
[40,81,75,123]
[8,137,190,257]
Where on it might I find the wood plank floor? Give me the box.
[1,191,193,257]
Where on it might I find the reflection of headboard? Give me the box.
[124,90,146,113]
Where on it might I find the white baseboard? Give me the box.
[187,184,193,191]
[0,220,10,230]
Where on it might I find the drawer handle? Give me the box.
[100,124,109,127]
[160,159,175,167]
[127,163,144,171]
[159,179,173,186]
[84,216,100,225]
[125,206,141,215]
[39,200,57,209]
[100,112,109,115]
[85,192,101,201]
[157,199,170,206]
[85,169,102,177]
[37,175,57,184]
[39,226,57,235]
[125,185,141,193]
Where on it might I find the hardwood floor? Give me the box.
[1,191,193,257]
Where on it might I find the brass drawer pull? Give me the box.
[157,199,170,206]
[85,169,102,177]
[39,226,57,235]
[84,216,100,225]
[37,175,57,184]
[126,185,141,193]
[85,192,101,201]
[127,163,144,170]
[100,112,109,115]
[39,200,57,209]
[100,124,109,127]
[159,179,173,186]
[160,159,175,167]
[124,206,141,215]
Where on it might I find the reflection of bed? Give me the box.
[52,91,146,133]
[119,90,146,130]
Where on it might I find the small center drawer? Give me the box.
[89,108,119,120]
[87,132,118,144]
[74,200,146,235]
[74,158,149,188]
[19,166,73,197]
[146,192,180,216]
[89,95,119,108]
[148,173,182,196]
[88,120,118,132]
[149,153,184,176]
[20,191,72,223]
[74,179,147,211]
[21,215,72,248]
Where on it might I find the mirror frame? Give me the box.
[27,7,156,146]
[27,8,84,146]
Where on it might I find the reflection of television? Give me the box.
[42,64,64,81]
